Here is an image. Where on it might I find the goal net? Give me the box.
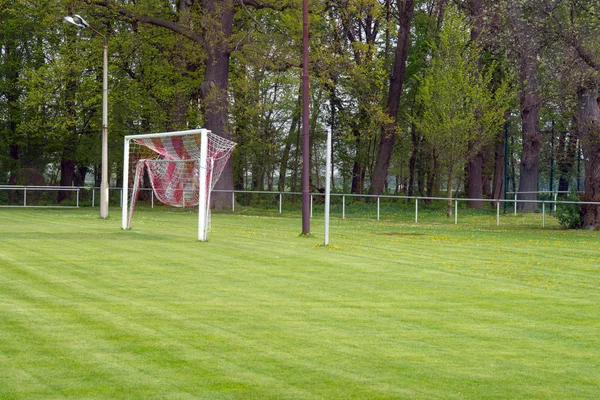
[122,129,236,241]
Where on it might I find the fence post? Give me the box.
[151,189,154,208]
[497,201,500,226]
[24,186,27,207]
[310,195,313,218]
[76,188,80,208]
[342,195,345,219]
[377,196,380,221]
[279,192,282,214]
[92,188,96,207]
[553,192,558,213]
[514,193,517,215]
[455,200,458,224]
[542,202,545,228]
[232,191,235,212]
[415,197,418,223]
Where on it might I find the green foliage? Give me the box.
[0,0,588,206]
[555,192,583,229]
[410,4,515,199]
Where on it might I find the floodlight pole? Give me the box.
[504,119,508,213]
[100,34,109,219]
[64,15,109,219]
[550,119,555,193]
[301,0,310,235]
[324,128,332,246]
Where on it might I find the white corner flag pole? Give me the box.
[324,127,332,246]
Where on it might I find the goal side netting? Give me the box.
[122,129,236,241]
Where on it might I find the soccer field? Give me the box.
[0,208,598,399]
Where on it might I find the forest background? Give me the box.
[2,0,600,228]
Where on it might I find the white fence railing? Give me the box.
[0,185,81,208]
[1,185,597,228]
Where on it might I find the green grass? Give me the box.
[0,207,598,399]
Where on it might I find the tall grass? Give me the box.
[0,207,598,399]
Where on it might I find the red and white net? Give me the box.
[126,131,235,228]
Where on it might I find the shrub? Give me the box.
[555,192,583,229]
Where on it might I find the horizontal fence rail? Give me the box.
[2,185,599,228]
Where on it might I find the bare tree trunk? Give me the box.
[467,150,484,208]
[351,158,365,194]
[408,123,420,198]
[492,127,505,205]
[351,124,365,194]
[201,0,235,209]
[370,0,414,195]
[291,121,301,202]
[278,104,300,192]
[59,53,79,203]
[446,172,453,217]
[483,175,492,198]
[466,0,485,209]
[518,60,542,212]
[510,3,542,211]
[577,85,600,229]
[426,152,438,200]
[167,0,195,130]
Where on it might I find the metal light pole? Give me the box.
[65,14,109,219]
[503,117,509,213]
[301,0,310,235]
[550,119,555,193]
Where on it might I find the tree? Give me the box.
[533,0,600,228]
[412,4,512,216]
[498,0,543,211]
[464,0,486,208]
[370,0,415,195]
[0,0,54,184]
[322,0,389,194]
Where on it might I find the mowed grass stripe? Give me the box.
[0,208,599,398]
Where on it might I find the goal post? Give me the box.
[122,128,236,241]
[197,129,209,241]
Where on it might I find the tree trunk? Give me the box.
[8,145,19,186]
[577,85,600,229]
[417,152,426,199]
[59,58,79,203]
[483,175,492,198]
[351,159,365,194]
[251,161,264,191]
[518,65,542,212]
[370,0,414,195]
[467,149,484,208]
[512,5,542,211]
[201,0,234,209]
[350,123,365,194]
[291,120,301,202]
[278,107,300,192]
[426,152,438,200]
[492,127,505,205]
[407,123,420,198]
[446,172,453,217]
[466,0,485,209]
[74,166,87,187]
[168,0,196,130]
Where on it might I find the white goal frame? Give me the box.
[122,128,212,241]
